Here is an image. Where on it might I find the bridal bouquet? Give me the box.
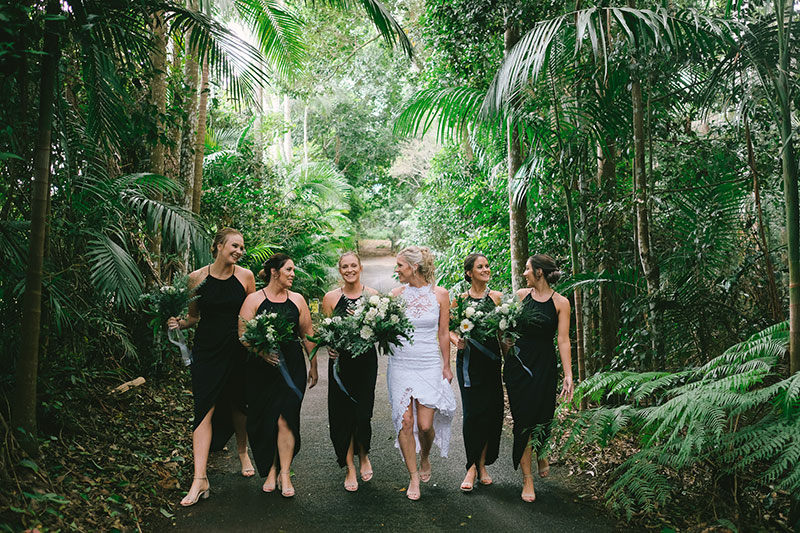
[240,311,295,358]
[140,275,200,365]
[449,295,497,344]
[350,294,414,356]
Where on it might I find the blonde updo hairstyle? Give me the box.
[211,227,243,258]
[397,246,436,284]
[338,251,362,268]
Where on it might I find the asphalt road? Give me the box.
[168,257,619,532]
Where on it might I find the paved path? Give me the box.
[171,257,618,532]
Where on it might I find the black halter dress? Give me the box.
[503,291,559,469]
[246,293,307,476]
[455,292,503,471]
[190,266,248,451]
[327,291,378,467]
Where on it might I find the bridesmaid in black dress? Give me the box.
[506,254,573,503]
[448,253,504,493]
[238,253,317,498]
[167,228,256,507]
[321,252,379,492]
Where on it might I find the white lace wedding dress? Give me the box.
[387,284,456,457]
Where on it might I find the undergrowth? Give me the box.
[553,322,798,531]
[0,366,194,532]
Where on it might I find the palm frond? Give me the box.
[235,0,305,79]
[316,0,412,58]
[394,87,494,144]
[85,232,145,308]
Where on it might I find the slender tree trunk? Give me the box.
[775,0,799,374]
[180,0,199,210]
[505,23,528,291]
[597,138,619,366]
[166,37,183,181]
[14,0,61,457]
[303,103,309,167]
[631,70,660,360]
[283,95,292,162]
[191,57,209,214]
[254,85,264,176]
[148,11,167,284]
[745,118,781,321]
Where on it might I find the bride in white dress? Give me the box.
[388,246,456,501]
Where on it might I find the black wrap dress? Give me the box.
[190,267,248,452]
[504,291,559,469]
[455,293,504,471]
[327,292,379,467]
[246,293,307,476]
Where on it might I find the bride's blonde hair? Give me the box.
[397,246,435,284]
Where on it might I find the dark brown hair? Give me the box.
[463,253,487,283]
[527,254,562,284]
[258,253,292,283]
[211,227,243,258]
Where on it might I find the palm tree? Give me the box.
[12,0,295,456]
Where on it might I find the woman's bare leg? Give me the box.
[181,407,214,505]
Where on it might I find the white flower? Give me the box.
[459,319,474,333]
[499,318,508,330]
[365,308,378,322]
[323,317,332,325]
[499,304,510,315]
[474,310,484,317]
[380,297,389,305]
[332,316,342,324]
[390,314,399,323]
[369,295,381,305]
[360,325,374,340]
[465,306,476,318]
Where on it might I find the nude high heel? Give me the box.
[180,477,210,507]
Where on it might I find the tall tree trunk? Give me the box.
[303,103,309,167]
[505,23,528,291]
[14,0,61,457]
[254,85,264,176]
[283,95,292,162]
[191,57,209,214]
[597,138,619,366]
[180,0,199,210]
[166,37,183,181]
[148,11,167,284]
[745,118,781,321]
[775,0,799,374]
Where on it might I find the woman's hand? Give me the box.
[559,375,574,402]
[328,348,339,361]
[442,366,453,383]
[261,352,280,367]
[167,316,181,330]
[454,336,465,350]
[308,366,319,388]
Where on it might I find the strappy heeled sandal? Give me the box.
[521,473,536,503]
[180,477,210,507]
[277,470,295,498]
[344,465,358,492]
[406,471,421,501]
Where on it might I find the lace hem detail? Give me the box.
[389,380,456,458]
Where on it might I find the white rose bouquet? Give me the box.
[307,315,359,361]
[484,296,536,341]
[239,311,295,358]
[349,294,414,356]
[449,295,496,344]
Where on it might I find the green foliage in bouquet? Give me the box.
[449,294,497,343]
[551,322,799,521]
[483,295,538,342]
[350,294,414,356]
[139,275,201,337]
[307,315,359,361]
[239,311,295,358]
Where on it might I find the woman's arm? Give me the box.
[448,293,465,349]
[293,293,318,389]
[555,293,573,401]
[168,269,205,330]
[435,287,453,382]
